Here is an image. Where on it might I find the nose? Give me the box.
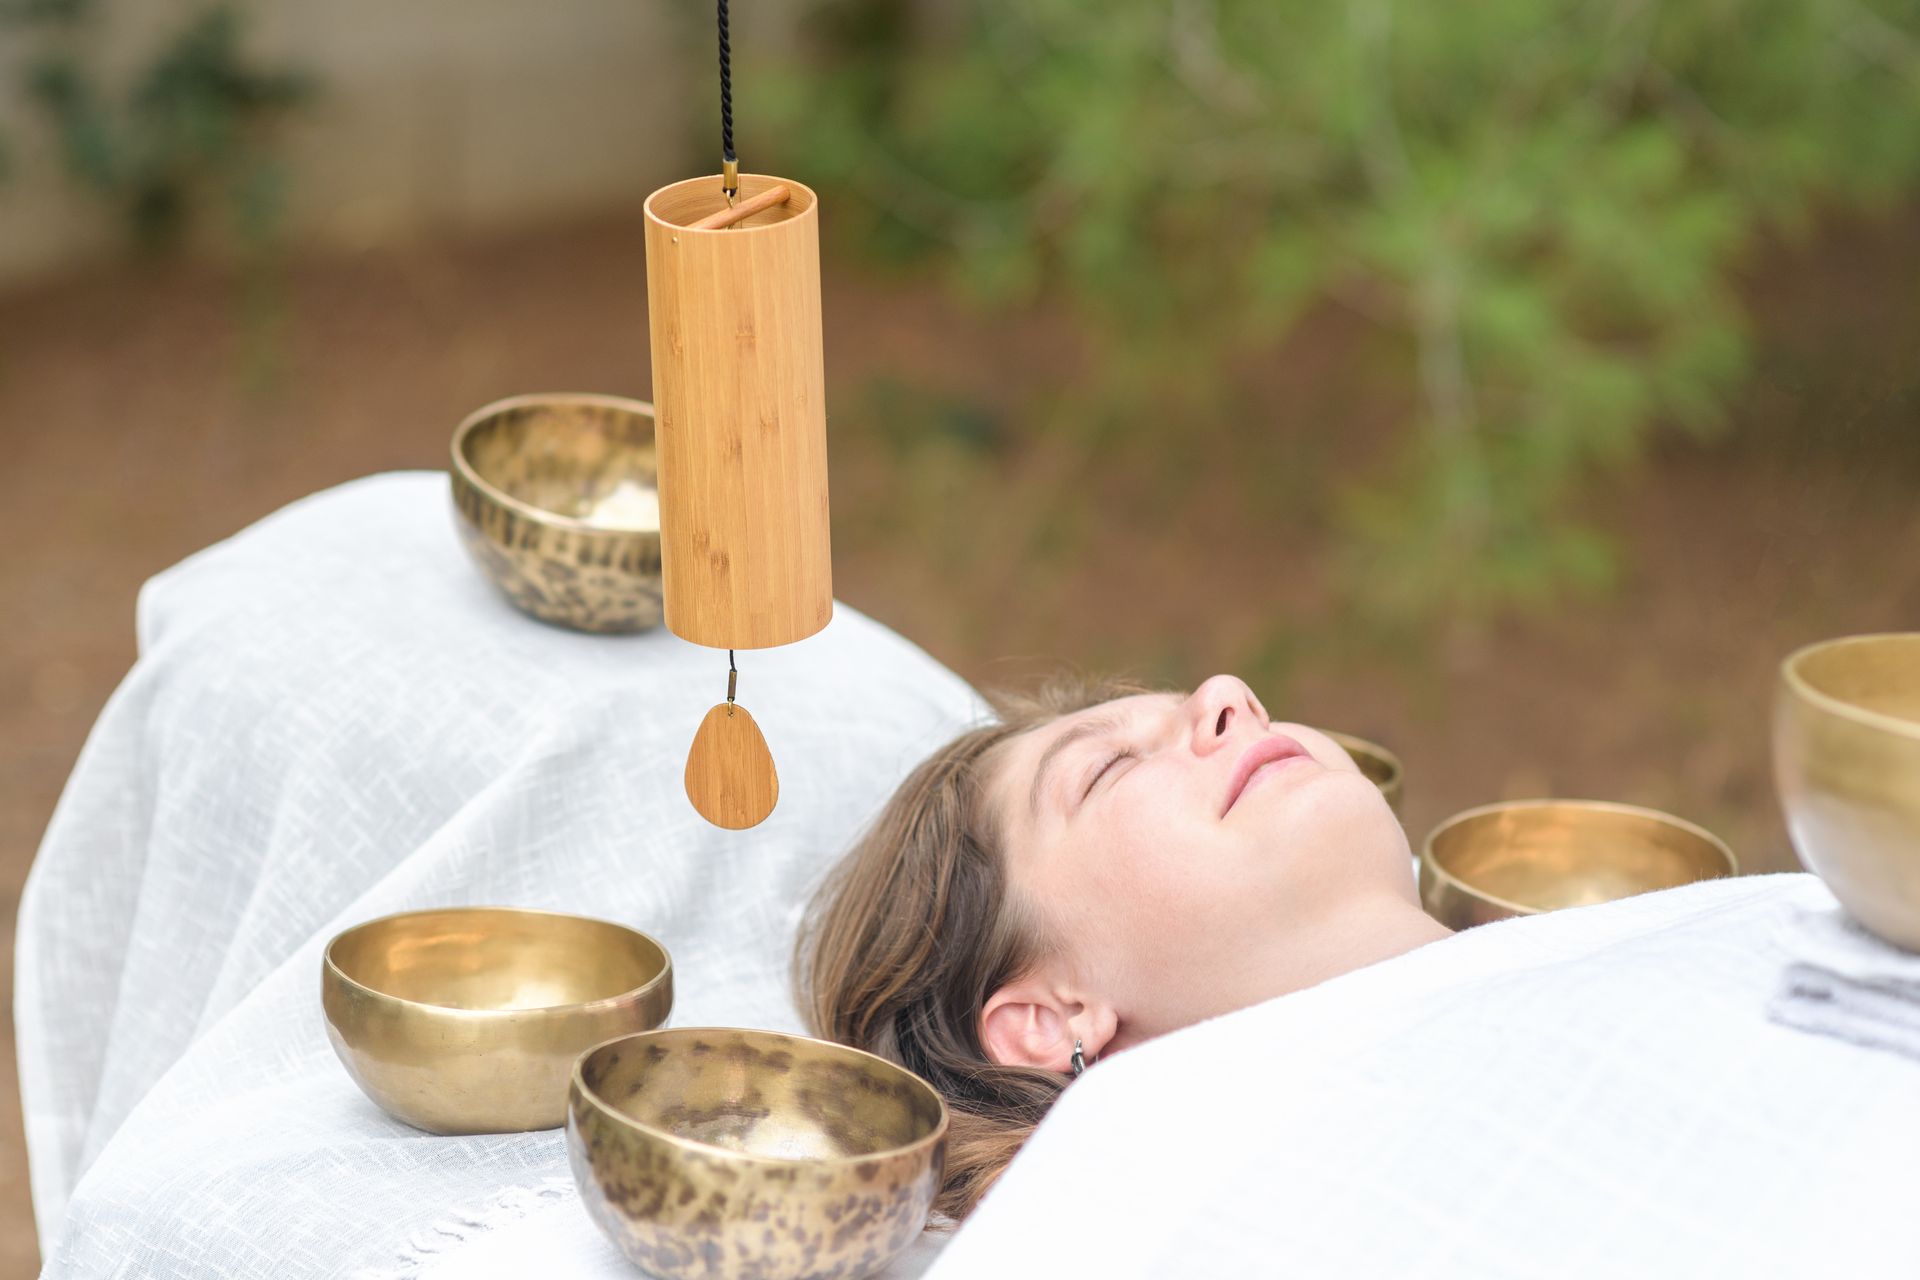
[1189,674,1268,753]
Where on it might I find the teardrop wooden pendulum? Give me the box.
[684,651,779,829]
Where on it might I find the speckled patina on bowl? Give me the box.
[568,1027,948,1280]
[450,392,665,634]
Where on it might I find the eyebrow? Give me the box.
[1027,707,1130,824]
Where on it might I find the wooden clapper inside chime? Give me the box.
[645,169,832,830]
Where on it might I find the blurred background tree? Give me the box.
[2,0,312,388]
[759,0,1920,632]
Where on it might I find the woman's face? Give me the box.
[982,673,1417,1052]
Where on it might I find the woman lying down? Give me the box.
[794,672,1915,1276]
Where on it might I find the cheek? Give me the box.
[1035,803,1217,953]
[1060,834,1243,999]
[1093,804,1255,933]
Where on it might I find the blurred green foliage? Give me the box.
[3,0,312,389]
[763,0,1920,627]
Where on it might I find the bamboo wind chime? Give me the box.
[648,0,832,830]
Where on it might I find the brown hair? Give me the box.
[793,667,1173,1222]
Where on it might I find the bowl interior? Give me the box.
[1788,634,1920,728]
[329,908,668,1012]
[579,1029,943,1162]
[1427,803,1734,913]
[458,398,659,529]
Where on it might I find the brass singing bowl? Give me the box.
[568,1027,947,1280]
[450,391,665,633]
[1421,800,1737,930]
[1325,730,1404,815]
[323,907,672,1133]
[1776,633,1920,950]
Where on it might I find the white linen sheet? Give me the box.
[925,872,1920,1280]
[14,472,982,1277]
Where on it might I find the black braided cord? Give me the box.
[718,0,735,166]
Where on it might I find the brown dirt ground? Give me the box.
[1,203,1916,1274]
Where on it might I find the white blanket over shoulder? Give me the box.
[15,471,985,1277]
[927,872,1920,1279]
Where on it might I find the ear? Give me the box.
[979,976,1118,1074]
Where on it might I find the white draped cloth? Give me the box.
[18,471,1919,1279]
[924,872,1920,1279]
[16,472,981,1277]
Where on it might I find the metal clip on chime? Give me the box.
[649,0,831,829]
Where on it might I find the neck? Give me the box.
[1264,891,1456,996]
[1108,892,1456,1053]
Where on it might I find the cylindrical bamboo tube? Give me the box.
[644,173,833,650]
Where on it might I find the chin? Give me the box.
[1265,769,1406,858]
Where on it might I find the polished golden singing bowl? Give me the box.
[1776,633,1920,950]
[1421,800,1737,929]
[450,391,664,633]
[1326,730,1404,815]
[568,1027,947,1280]
[323,906,672,1133]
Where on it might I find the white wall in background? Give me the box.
[0,0,779,287]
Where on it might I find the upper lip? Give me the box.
[1222,734,1312,816]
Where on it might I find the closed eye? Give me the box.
[1083,747,1138,801]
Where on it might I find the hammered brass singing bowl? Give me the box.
[1326,730,1404,815]
[450,391,665,633]
[568,1027,947,1280]
[323,907,672,1134]
[1422,800,1737,929]
[1777,633,1920,950]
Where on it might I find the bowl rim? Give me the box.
[323,904,673,1018]
[449,391,660,536]
[1780,632,1920,743]
[569,1024,951,1169]
[643,172,822,236]
[1420,797,1739,918]
[1322,729,1404,791]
